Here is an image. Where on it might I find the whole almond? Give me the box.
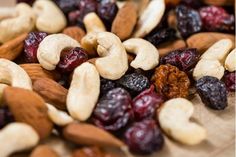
[63,26,86,43]
[30,145,59,157]
[3,87,53,139]
[20,64,61,82]
[158,39,186,57]
[73,147,105,157]
[203,0,234,6]
[33,78,68,110]
[187,32,235,54]
[0,33,27,60]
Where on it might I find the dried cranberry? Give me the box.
[93,88,133,131]
[146,28,176,47]
[124,119,164,154]
[55,0,79,14]
[57,47,88,73]
[176,5,202,38]
[100,78,117,96]
[223,71,235,92]
[97,0,118,29]
[24,32,48,63]
[180,0,203,9]
[68,10,81,25]
[160,48,200,71]
[0,107,14,129]
[132,85,164,121]
[196,76,227,110]
[199,6,235,33]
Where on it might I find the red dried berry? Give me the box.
[199,6,235,33]
[223,71,235,92]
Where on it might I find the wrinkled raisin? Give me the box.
[152,64,190,99]
[132,85,164,121]
[180,0,203,9]
[196,76,227,110]
[100,78,117,96]
[124,119,164,154]
[93,88,133,131]
[199,6,235,33]
[223,71,236,92]
[176,5,202,38]
[55,0,79,14]
[160,48,200,71]
[0,107,14,129]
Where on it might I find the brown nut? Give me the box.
[30,145,59,157]
[73,147,109,157]
[111,2,138,40]
[62,26,85,43]
[158,39,186,57]
[203,0,235,6]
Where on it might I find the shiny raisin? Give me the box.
[100,78,117,96]
[196,76,227,110]
[223,71,236,92]
[0,107,14,129]
[180,0,203,9]
[55,0,79,14]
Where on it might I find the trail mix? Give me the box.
[0,0,235,156]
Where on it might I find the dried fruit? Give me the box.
[93,88,133,131]
[17,0,35,5]
[180,0,203,9]
[100,78,116,96]
[24,32,48,63]
[124,119,164,154]
[117,73,150,96]
[152,64,190,99]
[176,5,202,38]
[196,76,227,110]
[199,6,235,33]
[223,71,235,92]
[132,85,164,121]
[160,48,200,71]
[55,0,79,14]
[0,107,14,129]
[57,47,88,73]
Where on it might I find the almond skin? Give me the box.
[3,87,53,139]
[33,78,68,110]
[63,26,85,43]
[203,0,234,6]
[30,145,59,157]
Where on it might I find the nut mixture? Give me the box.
[0,0,235,156]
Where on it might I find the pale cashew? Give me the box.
[0,3,36,43]
[201,39,233,63]
[225,48,236,72]
[0,59,32,90]
[0,7,17,20]
[158,98,207,145]
[37,34,80,70]
[46,103,74,126]
[123,38,159,70]
[67,62,100,121]
[0,122,39,157]
[193,59,224,80]
[83,12,106,33]
[33,0,67,33]
[133,0,165,37]
[81,32,98,56]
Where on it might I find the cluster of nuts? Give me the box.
[0,0,235,156]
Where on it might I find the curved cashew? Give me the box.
[33,0,67,33]
[0,3,36,43]
[0,122,39,157]
[158,98,207,145]
[46,103,74,126]
[67,62,100,121]
[83,12,106,33]
[225,48,236,72]
[37,34,80,70]
[0,7,17,20]
[123,38,159,70]
[201,39,233,63]
[0,59,32,90]
[133,0,165,37]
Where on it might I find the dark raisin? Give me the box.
[160,48,200,71]
[100,78,117,96]
[176,5,202,38]
[55,0,79,14]
[146,28,176,47]
[223,71,235,92]
[199,6,235,33]
[117,73,150,96]
[124,119,164,154]
[24,32,48,63]
[196,76,227,110]
[132,85,164,121]
[180,0,203,9]
[93,88,133,131]
[57,47,88,73]
[0,107,14,129]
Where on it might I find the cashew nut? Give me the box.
[133,0,165,37]
[193,59,224,80]
[0,122,39,157]
[33,0,67,33]
[158,98,207,145]
[0,7,17,20]
[225,48,236,72]
[0,59,32,90]
[0,3,36,43]
[201,39,233,63]
[83,12,106,33]
[67,62,100,121]
[46,103,74,126]
[37,34,80,70]
[123,38,159,70]
[81,32,98,56]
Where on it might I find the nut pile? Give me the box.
[0,0,235,156]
